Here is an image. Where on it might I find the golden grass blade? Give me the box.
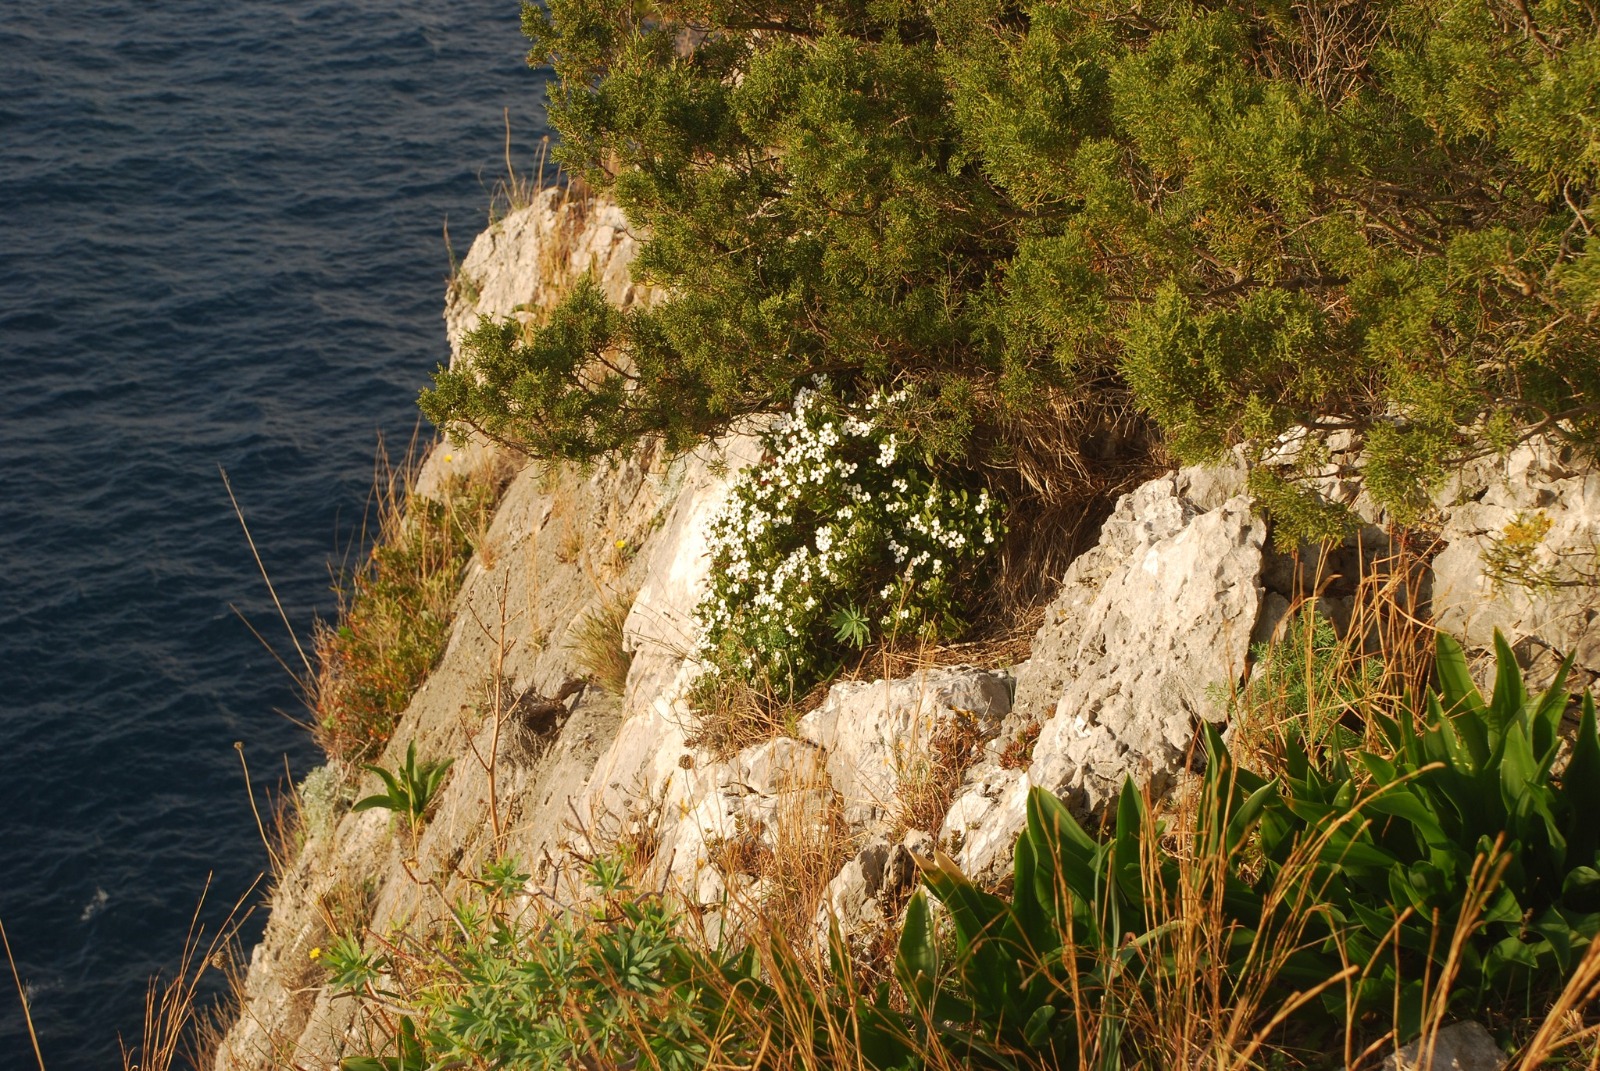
[1,914,47,1071]
[220,466,314,681]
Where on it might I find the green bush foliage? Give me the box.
[693,381,1003,693]
[405,858,732,1071]
[339,855,877,1071]
[420,0,1600,530]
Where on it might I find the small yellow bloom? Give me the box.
[309,947,322,960]
[444,454,454,462]
[615,539,628,549]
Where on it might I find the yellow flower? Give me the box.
[309,947,322,960]
[615,539,628,550]
[444,454,454,462]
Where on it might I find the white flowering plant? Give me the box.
[693,380,1004,693]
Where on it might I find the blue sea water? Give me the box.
[0,1,549,1065]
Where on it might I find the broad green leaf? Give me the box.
[1356,751,1397,784]
[1112,778,1144,903]
[1022,1003,1057,1046]
[1531,654,1573,760]
[1436,634,1490,766]
[1498,722,1539,812]
[1563,867,1600,906]
[1529,907,1577,972]
[895,890,940,1009]
[1563,693,1600,870]
[1010,823,1055,957]
[363,762,406,805]
[1317,828,1399,872]
[1224,778,1279,856]
[1487,630,1527,741]
[1359,785,1448,849]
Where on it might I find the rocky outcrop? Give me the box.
[798,668,1013,833]
[814,831,929,956]
[941,462,1266,879]
[443,187,645,348]
[1382,1020,1508,1071]
[1432,438,1600,691]
[577,663,1013,935]
[219,188,1600,1068]
[216,192,675,1068]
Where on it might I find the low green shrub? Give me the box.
[1336,632,1600,1022]
[693,380,1003,694]
[339,856,796,1071]
[899,732,1347,1067]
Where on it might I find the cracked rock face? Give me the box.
[652,735,834,907]
[797,668,1013,833]
[813,830,929,956]
[616,667,1014,908]
[1431,438,1600,692]
[1024,467,1265,811]
[943,464,1266,879]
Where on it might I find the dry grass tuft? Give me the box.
[318,873,378,941]
[687,614,1038,764]
[1230,528,1440,775]
[977,379,1159,614]
[568,588,637,695]
[999,718,1041,770]
[115,882,258,1071]
[748,766,850,945]
[892,709,986,837]
[685,674,795,761]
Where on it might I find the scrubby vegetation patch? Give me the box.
[313,459,505,761]
[332,633,1600,1070]
[693,381,1003,694]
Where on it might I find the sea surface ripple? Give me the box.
[0,1,547,1064]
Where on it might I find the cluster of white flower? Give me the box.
[692,380,1003,691]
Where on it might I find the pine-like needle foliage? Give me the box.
[424,0,1600,536]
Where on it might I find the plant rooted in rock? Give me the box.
[693,381,1003,694]
[352,741,454,840]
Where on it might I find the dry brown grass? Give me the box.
[891,709,986,837]
[688,616,1038,764]
[977,379,1159,615]
[684,674,795,761]
[1229,527,1442,776]
[746,765,850,946]
[113,881,258,1071]
[568,588,637,695]
[317,874,378,942]
[999,718,1042,770]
